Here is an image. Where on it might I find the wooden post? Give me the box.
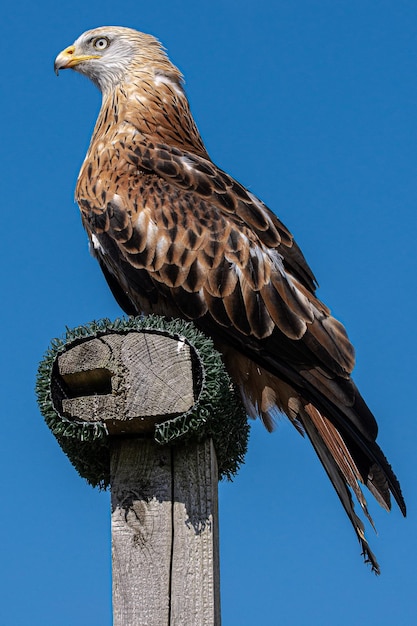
[111,438,220,626]
[55,330,221,625]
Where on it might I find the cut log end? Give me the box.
[52,331,197,435]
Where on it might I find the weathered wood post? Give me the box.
[36,316,248,626]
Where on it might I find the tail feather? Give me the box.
[303,404,376,528]
[216,344,405,572]
[300,404,381,574]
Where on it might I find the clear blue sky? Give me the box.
[2,1,416,624]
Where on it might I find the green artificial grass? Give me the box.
[36,316,249,487]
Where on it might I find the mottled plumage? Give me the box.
[55,26,405,573]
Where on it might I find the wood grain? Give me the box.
[110,438,220,626]
[56,331,195,434]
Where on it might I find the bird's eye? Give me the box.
[92,37,110,50]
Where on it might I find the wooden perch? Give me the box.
[54,328,221,626]
[57,331,196,434]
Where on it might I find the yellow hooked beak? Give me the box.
[54,45,100,75]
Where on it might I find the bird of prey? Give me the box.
[54,26,405,573]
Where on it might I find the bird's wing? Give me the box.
[75,134,376,435]
[78,133,351,370]
[126,136,319,293]
[77,135,406,572]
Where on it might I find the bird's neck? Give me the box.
[90,70,209,157]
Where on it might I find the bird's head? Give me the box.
[54,26,181,94]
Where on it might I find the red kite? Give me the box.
[55,26,405,572]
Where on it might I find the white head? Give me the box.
[54,26,181,94]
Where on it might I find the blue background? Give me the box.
[2,1,416,624]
